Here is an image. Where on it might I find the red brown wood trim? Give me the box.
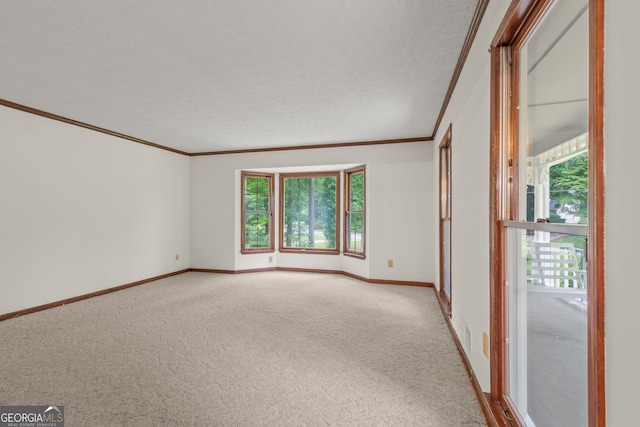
[343,165,367,259]
[486,393,514,427]
[189,268,236,274]
[489,45,506,403]
[286,268,432,287]
[0,269,189,322]
[492,0,540,47]
[432,0,489,138]
[240,249,276,255]
[189,267,277,274]
[438,124,453,314]
[343,252,366,260]
[337,270,371,282]
[189,137,432,156]
[366,278,433,287]
[588,0,606,425]
[277,249,340,255]
[0,99,190,156]
[277,267,344,275]
[195,266,433,287]
[433,283,451,318]
[0,98,429,156]
[432,286,498,427]
[241,171,276,254]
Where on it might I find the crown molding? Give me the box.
[0,99,191,156]
[189,137,433,156]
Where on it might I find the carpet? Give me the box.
[0,271,486,426]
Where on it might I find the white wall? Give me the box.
[190,142,434,282]
[604,1,640,425]
[0,105,190,315]
[431,0,511,392]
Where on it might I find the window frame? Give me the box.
[439,125,452,314]
[343,166,366,259]
[489,0,604,425]
[279,171,341,255]
[241,171,275,254]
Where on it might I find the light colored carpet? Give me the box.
[0,271,486,426]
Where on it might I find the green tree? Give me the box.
[283,178,309,247]
[549,152,588,222]
[346,171,364,251]
[282,176,337,249]
[245,176,271,248]
[314,177,337,249]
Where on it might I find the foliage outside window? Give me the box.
[280,172,339,254]
[344,166,365,258]
[549,152,588,223]
[241,172,274,253]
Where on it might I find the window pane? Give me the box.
[242,174,273,252]
[245,213,270,248]
[245,176,269,212]
[283,176,336,249]
[520,0,589,225]
[507,227,587,427]
[347,212,364,252]
[548,152,588,224]
[345,168,365,255]
[349,172,364,210]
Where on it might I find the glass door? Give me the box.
[439,126,452,313]
[504,1,590,425]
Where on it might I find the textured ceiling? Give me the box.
[1,1,479,153]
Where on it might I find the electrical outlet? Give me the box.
[268,256,273,263]
[175,254,179,261]
[388,259,394,268]
[483,332,489,358]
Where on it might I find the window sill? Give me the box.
[241,248,275,255]
[343,252,365,260]
[279,248,340,256]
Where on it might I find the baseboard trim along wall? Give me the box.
[189,267,278,274]
[0,269,189,322]
[0,268,432,322]
[432,287,503,427]
[192,267,434,287]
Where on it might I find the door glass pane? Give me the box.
[440,139,452,303]
[443,219,451,297]
[441,149,449,218]
[519,0,589,224]
[509,0,590,425]
[507,227,587,427]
